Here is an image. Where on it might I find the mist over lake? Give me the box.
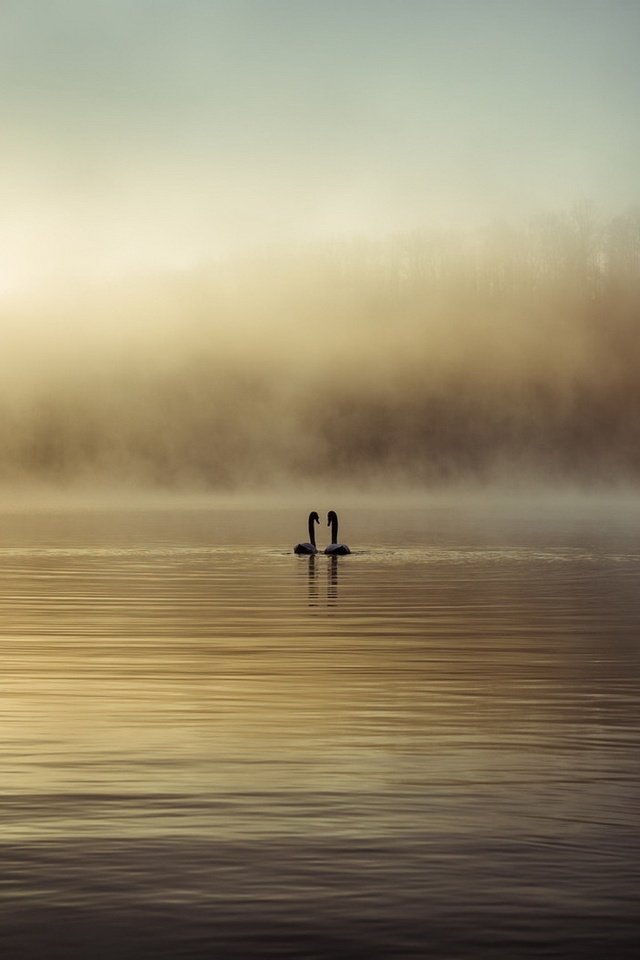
[3,210,640,492]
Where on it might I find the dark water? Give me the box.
[1,499,639,959]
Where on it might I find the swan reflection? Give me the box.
[328,555,339,604]
[301,553,341,607]
[307,553,318,605]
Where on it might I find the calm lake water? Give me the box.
[1,498,639,959]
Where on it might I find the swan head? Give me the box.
[310,511,320,525]
[327,510,337,526]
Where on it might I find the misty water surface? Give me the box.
[0,499,639,959]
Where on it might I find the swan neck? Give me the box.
[330,516,338,544]
[308,515,316,547]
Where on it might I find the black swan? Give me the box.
[324,510,351,555]
[294,511,320,554]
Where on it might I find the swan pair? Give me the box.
[294,511,351,556]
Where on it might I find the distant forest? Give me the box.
[2,207,639,488]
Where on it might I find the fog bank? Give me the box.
[2,209,639,491]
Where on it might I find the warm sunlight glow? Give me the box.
[0,1,638,493]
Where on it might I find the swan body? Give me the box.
[324,510,351,555]
[294,511,319,554]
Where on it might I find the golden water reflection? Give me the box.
[0,505,639,957]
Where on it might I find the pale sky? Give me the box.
[1,0,639,289]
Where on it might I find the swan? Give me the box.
[294,511,320,554]
[324,510,351,555]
